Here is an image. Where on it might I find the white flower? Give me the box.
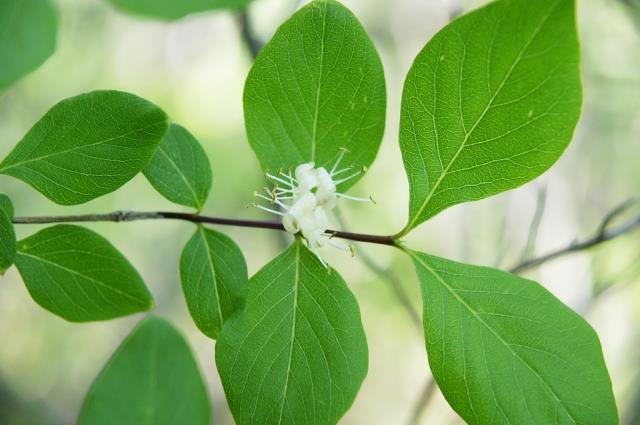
[254,149,373,266]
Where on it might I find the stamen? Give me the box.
[255,204,286,216]
[336,193,376,204]
[276,188,294,194]
[280,171,297,182]
[330,147,349,175]
[322,237,351,252]
[266,173,294,187]
[334,167,366,185]
[331,166,354,178]
[309,246,328,268]
[254,192,274,202]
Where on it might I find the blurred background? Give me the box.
[0,0,639,424]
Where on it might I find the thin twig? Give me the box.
[236,11,263,60]
[519,186,547,262]
[510,198,640,274]
[12,210,397,246]
[406,378,438,425]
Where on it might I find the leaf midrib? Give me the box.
[16,251,144,304]
[199,227,224,331]
[404,1,559,233]
[411,252,578,424]
[310,0,328,162]
[276,241,301,424]
[157,144,202,209]
[0,119,165,173]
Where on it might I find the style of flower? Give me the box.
[254,149,373,266]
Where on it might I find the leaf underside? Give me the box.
[216,240,368,425]
[244,0,386,190]
[15,224,153,322]
[78,316,211,425]
[180,226,247,339]
[144,123,212,210]
[0,194,16,274]
[400,0,582,231]
[410,251,618,424]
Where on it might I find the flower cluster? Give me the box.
[254,150,373,266]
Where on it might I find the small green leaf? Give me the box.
[144,124,212,210]
[244,0,386,190]
[409,251,618,424]
[0,194,16,275]
[216,240,368,425]
[0,0,57,91]
[78,316,211,425]
[0,90,169,206]
[105,0,253,21]
[15,225,153,322]
[180,226,247,339]
[399,0,581,233]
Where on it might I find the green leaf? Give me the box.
[244,0,386,190]
[143,124,212,210]
[216,240,368,425]
[408,251,618,424]
[15,225,153,322]
[0,194,16,275]
[0,0,57,91]
[0,90,169,206]
[105,0,253,21]
[78,316,211,425]
[180,226,247,339]
[399,0,581,233]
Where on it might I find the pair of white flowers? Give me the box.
[255,151,372,265]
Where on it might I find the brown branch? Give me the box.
[510,198,640,274]
[12,210,397,246]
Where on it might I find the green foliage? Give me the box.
[0,0,57,91]
[398,0,581,233]
[14,225,153,322]
[105,0,253,21]
[216,240,368,425]
[0,90,169,206]
[78,316,211,425]
[180,226,247,339]
[409,251,618,424]
[144,124,212,211]
[0,194,16,275]
[244,0,386,189]
[1,1,620,424]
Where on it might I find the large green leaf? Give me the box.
[216,240,368,425]
[244,0,386,189]
[15,225,153,322]
[398,0,581,234]
[78,316,211,425]
[0,90,169,206]
[144,124,212,211]
[180,226,247,339]
[0,0,57,91]
[0,194,16,275]
[409,251,618,424]
[105,0,253,21]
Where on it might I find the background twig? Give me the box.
[237,11,263,60]
[510,197,640,274]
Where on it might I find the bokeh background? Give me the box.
[1,0,639,424]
